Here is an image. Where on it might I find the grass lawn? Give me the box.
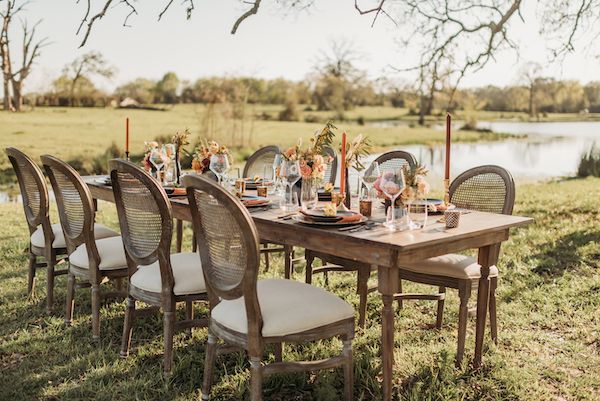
[0,178,598,400]
[0,105,516,178]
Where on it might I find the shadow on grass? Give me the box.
[525,230,600,277]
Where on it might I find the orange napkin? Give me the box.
[243,199,267,206]
[172,188,186,196]
[340,213,363,223]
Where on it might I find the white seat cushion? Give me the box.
[211,278,355,337]
[400,254,498,279]
[30,223,118,249]
[130,252,205,296]
[69,236,127,270]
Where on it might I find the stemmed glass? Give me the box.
[280,159,301,212]
[209,153,230,186]
[271,154,285,197]
[149,147,167,183]
[380,168,406,231]
[361,161,381,199]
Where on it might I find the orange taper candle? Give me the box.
[125,117,129,154]
[340,132,347,194]
[445,113,451,180]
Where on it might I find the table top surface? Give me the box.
[85,175,533,255]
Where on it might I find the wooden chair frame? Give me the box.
[305,150,418,327]
[41,154,128,339]
[395,165,516,365]
[183,174,354,401]
[109,159,208,377]
[322,144,338,186]
[6,147,68,312]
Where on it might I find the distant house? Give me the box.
[119,97,140,108]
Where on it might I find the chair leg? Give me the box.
[456,281,471,366]
[274,342,283,363]
[357,266,369,329]
[489,276,498,344]
[435,286,446,329]
[186,300,194,336]
[163,308,176,377]
[192,231,197,252]
[46,252,56,313]
[284,245,293,279]
[202,333,218,400]
[120,296,136,357]
[65,272,75,326]
[249,356,263,401]
[396,276,403,310]
[342,338,354,401]
[305,252,314,284]
[91,283,101,340]
[27,253,36,295]
[264,250,270,272]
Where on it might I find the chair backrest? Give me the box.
[450,165,515,215]
[110,159,175,287]
[367,150,417,175]
[183,174,262,334]
[322,145,338,185]
[41,155,96,255]
[243,145,280,179]
[6,147,51,237]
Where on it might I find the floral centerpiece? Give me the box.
[142,141,160,172]
[342,133,371,172]
[171,129,190,184]
[374,163,430,205]
[192,139,231,174]
[281,121,336,209]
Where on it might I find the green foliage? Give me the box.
[0,178,599,400]
[577,144,600,177]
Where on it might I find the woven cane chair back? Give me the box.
[243,146,280,179]
[6,148,49,233]
[450,165,515,215]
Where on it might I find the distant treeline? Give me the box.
[23,71,600,117]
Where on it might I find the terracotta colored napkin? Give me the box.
[243,199,268,206]
[172,188,186,196]
[340,213,363,223]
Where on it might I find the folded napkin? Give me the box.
[339,213,363,223]
[171,188,186,196]
[243,199,267,206]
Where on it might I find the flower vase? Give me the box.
[300,177,319,210]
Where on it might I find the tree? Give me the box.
[154,72,180,104]
[114,78,156,104]
[63,51,114,106]
[519,62,543,117]
[0,0,47,111]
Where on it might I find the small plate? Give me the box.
[94,176,111,186]
[292,214,368,227]
[245,180,273,189]
[242,196,271,208]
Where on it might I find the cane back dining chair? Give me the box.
[183,174,355,401]
[40,155,126,338]
[109,159,208,377]
[242,146,295,277]
[305,150,418,328]
[6,147,70,312]
[397,165,516,365]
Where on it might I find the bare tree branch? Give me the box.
[231,0,261,34]
[78,0,113,47]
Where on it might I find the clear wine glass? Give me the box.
[149,147,166,182]
[209,153,230,186]
[280,159,301,212]
[361,161,381,199]
[380,168,406,231]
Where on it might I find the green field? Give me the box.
[0,105,518,178]
[0,178,598,400]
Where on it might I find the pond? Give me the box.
[355,120,599,190]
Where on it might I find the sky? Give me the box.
[12,0,600,93]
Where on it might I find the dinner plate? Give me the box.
[292,214,368,227]
[94,176,111,186]
[245,180,273,189]
[300,208,357,222]
[241,195,271,208]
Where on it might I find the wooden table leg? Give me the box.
[176,219,183,253]
[474,243,499,368]
[378,264,399,401]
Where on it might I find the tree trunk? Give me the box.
[418,95,426,126]
[528,84,534,117]
[2,79,11,110]
[11,79,22,111]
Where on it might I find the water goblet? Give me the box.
[209,153,230,186]
[380,168,406,231]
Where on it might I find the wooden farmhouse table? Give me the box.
[85,176,532,401]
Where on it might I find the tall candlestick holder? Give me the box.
[443,178,450,205]
[125,151,130,161]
